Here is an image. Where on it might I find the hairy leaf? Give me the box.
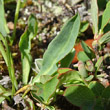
[32,58,43,74]
[80,21,89,33]
[99,31,110,44]
[101,1,110,31]
[91,0,98,34]
[33,14,80,83]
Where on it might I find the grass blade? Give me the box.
[0,34,18,95]
[11,0,21,45]
[0,0,9,36]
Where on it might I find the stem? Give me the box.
[11,0,21,45]
[94,69,97,78]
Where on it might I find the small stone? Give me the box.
[7,22,14,30]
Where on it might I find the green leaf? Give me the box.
[46,106,55,110]
[94,97,104,110]
[40,75,52,84]
[88,81,105,97]
[6,39,18,92]
[101,86,110,109]
[64,85,95,109]
[102,86,110,99]
[31,76,59,104]
[77,51,90,62]
[32,13,80,83]
[58,68,72,74]
[28,15,38,37]
[0,34,8,65]
[101,1,110,31]
[60,48,75,67]
[99,31,110,44]
[80,21,89,33]
[98,15,102,31]
[85,60,95,72]
[0,85,6,92]
[78,61,88,78]
[91,0,98,34]
[81,41,95,59]
[32,58,43,74]
[58,70,82,86]
[0,85,11,103]
[19,14,38,84]
[11,0,21,44]
[0,0,9,36]
[95,56,103,72]
[85,75,94,82]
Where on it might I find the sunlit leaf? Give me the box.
[15,85,30,95]
[99,31,110,44]
[101,1,110,31]
[58,68,72,74]
[91,0,98,34]
[80,21,89,32]
[58,70,82,86]
[32,13,80,83]
[31,75,59,104]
